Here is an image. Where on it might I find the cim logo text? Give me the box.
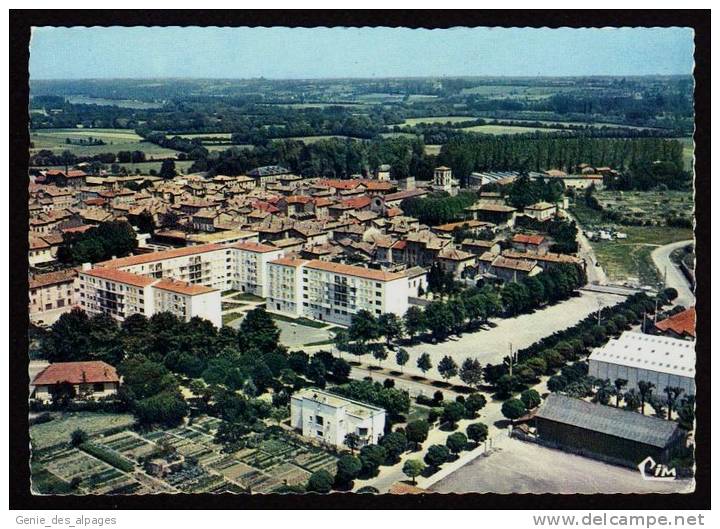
[638,456,677,481]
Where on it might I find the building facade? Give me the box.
[290,388,386,448]
[588,331,696,396]
[266,258,410,326]
[32,361,120,403]
[29,269,79,325]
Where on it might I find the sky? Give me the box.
[30,26,694,80]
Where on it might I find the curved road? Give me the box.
[651,239,695,307]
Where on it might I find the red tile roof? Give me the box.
[655,307,696,338]
[305,260,406,281]
[154,278,216,296]
[270,257,309,268]
[81,267,156,288]
[29,269,77,289]
[32,361,119,386]
[231,241,282,253]
[512,233,546,246]
[96,243,226,269]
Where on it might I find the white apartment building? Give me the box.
[588,331,696,396]
[93,241,282,296]
[96,243,234,292]
[230,241,284,297]
[78,266,222,327]
[266,258,410,326]
[152,278,222,327]
[290,388,386,448]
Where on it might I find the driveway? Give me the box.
[651,240,695,307]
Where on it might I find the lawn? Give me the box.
[30,412,136,450]
[232,292,266,302]
[222,313,243,326]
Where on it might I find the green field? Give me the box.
[460,124,563,135]
[30,412,135,450]
[401,116,477,126]
[677,137,695,171]
[424,145,443,156]
[174,132,234,139]
[571,197,693,286]
[592,226,693,287]
[276,135,361,144]
[30,128,181,159]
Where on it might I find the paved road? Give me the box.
[569,212,607,285]
[651,240,695,307]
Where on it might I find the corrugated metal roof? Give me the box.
[536,394,679,448]
[588,331,695,378]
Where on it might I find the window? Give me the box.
[358,428,368,436]
[93,383,104,391]
[316,415,324,425]
[316,430,323,437]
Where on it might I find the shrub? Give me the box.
[446,432,468,455]
[79,443,134,472]
[424,444,450,468]
[466,422,489,445]
[306,469,334,493]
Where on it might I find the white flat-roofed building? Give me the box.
[588,331,696,396]
[290,388,386,448]
[79,266,156,322]
[266,257,307,317]
[152,278,222,327]
[95,243,233,291]
[229,241,284,298]
[78,266,222,327]
[266,258,410,326]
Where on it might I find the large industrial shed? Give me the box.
[588,331,696,396]
[535,394,685,468]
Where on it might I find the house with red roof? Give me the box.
[654,307,696,340]
[31,361,120,403]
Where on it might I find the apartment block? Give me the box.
[290,388,386,448]
[78,266,222,327]
[29,269,79,325]
[267,258,410,326]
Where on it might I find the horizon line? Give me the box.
[31,73,694,82]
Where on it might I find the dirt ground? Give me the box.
[429,437,693,494]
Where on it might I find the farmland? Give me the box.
[459,124,564,135]
[30,411,135,450]
[571,198,693,286]
[591,226,693,287]
[401,116,477,126]
[29,128,181,159]
[31,414,339,495]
